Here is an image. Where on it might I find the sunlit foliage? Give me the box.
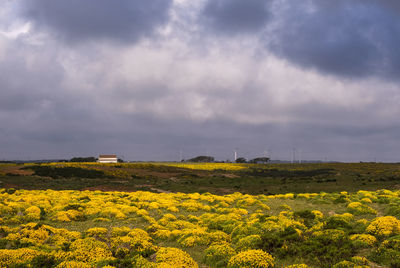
[0,188,399,266]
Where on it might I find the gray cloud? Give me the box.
[201,0,271,35]
[267,0,400,79]
[1,1,400,163]
[19,0,173,43]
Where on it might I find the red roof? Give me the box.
[99,154,117,158]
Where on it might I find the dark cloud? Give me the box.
[0,41,64,113]
[19,0,173,43]
[2,1,400,163]
[267,0,400,79]
[201,0,271,35]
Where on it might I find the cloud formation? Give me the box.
[267,0,400,79]
[19,0,173,43]
[201,0,271,35]
[1,0,400,162]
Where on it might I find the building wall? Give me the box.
[98,158,118,163]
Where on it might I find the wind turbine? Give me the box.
[234,148,239,162]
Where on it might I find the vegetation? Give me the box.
[186,156,215,162]
[0,162,400,194]
[0,162,399,266]
[24,165,107,179]
[235,157,247,163]
[0,189,398,267]
[249,157,270,164]
[70,157,97,162]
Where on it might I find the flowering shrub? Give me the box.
[350,234,377,247]
[332,260,368,268]
[177,228,229,247]
[228,249,274,268]
[0,248,41,266]
[56,261,92,268]
[347,202,377,215]
[204,242,236,267]
[350,256,369,265]
[366,216,400,237]
[85,227,108,240]
[370,236,400,266]
[67,237,113,263]
[0,187,398,266]
[361,198,372,204]
[163,163,246,171]
[236,235,262,251]
[156,247,198,267]
[25,206,42,220]
[55,210,85,222]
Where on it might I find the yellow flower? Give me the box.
[366,216,400,237]
[68,237,113,263]
[156,247,198,268]
[347,202,377,215]
[0,248,41,267]
[228,249,274,268]
[350,234,377,246]
[25,206,41,220]
[85,227,108,239]
[56,261,92,268]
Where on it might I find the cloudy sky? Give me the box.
[1,0,400,162]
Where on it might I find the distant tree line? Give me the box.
[183,155,269,164]
[236,157,270,164]
[186,156,215,162]
[70,157,97,162]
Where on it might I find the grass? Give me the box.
[1,162,400,195]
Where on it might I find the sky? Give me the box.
[1,0,400,162]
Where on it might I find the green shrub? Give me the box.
[369,236,400,266]
[25,166,106,179]
[29,254,57,268]
[236,235,262,251]
[297,230,356,267]
[204,243,236,267]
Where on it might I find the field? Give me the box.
[1,162,400,195]
[0,162,400,267]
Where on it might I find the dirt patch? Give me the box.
[150,188,171,193]
[219,188,234,193]
[81,184,171,193]
[197,187,233,194]
[135,184,154,188]
[223,174,239,178]
[82,186,137,192]
[3,166,34,176]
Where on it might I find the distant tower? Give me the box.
[234,148,238,161]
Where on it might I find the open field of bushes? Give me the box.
[0,188,400,267]
[0,162,400,267]
[1,162,400,194]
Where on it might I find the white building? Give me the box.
[98,154,118,163]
